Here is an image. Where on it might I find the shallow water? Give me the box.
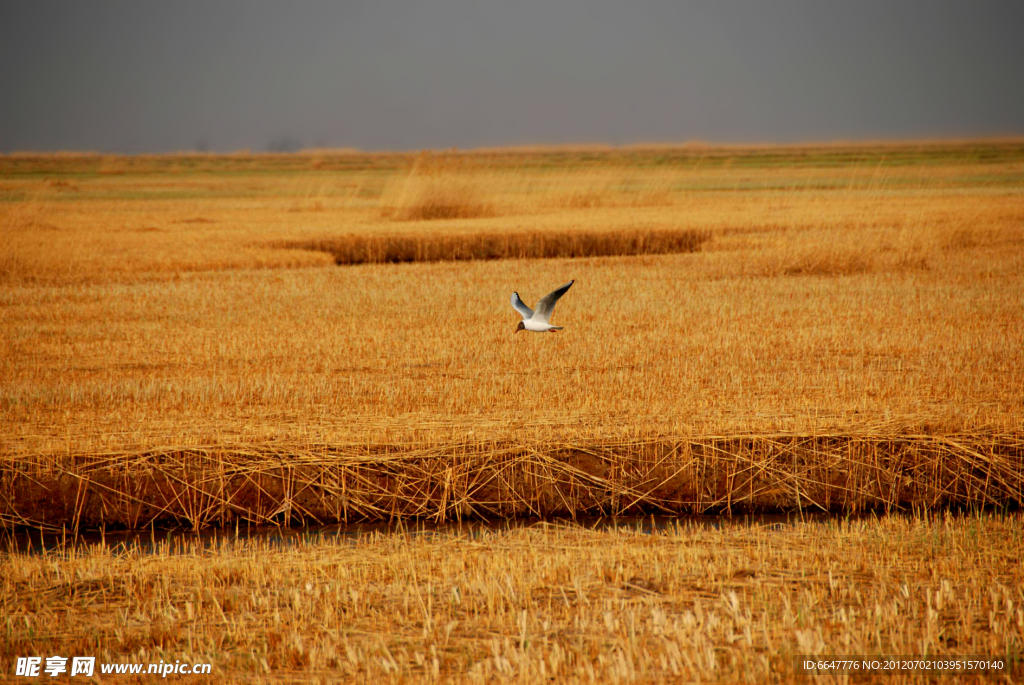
[2,512,856,556]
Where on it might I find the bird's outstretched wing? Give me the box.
[510,292,534,320]
[533,280,574,323]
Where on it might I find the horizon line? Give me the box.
[3,135,1023,158]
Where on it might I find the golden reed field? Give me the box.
[2,141,1023,681]
[2,142,1022,527]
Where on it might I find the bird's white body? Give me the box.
[521,319,561,332]
[511,280,574,333]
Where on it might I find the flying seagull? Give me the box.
[511,280,575,333]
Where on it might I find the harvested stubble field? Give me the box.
[2,515,1022,683]
[2,141,1024,682]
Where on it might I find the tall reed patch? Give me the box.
[281,227,710,265]
[5,433,1021,531]
[381,151,496,220]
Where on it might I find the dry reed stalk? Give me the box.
[3,433,1021,532]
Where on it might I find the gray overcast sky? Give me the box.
[2,1,1022,153]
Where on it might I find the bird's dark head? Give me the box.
[515,321,525,333]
